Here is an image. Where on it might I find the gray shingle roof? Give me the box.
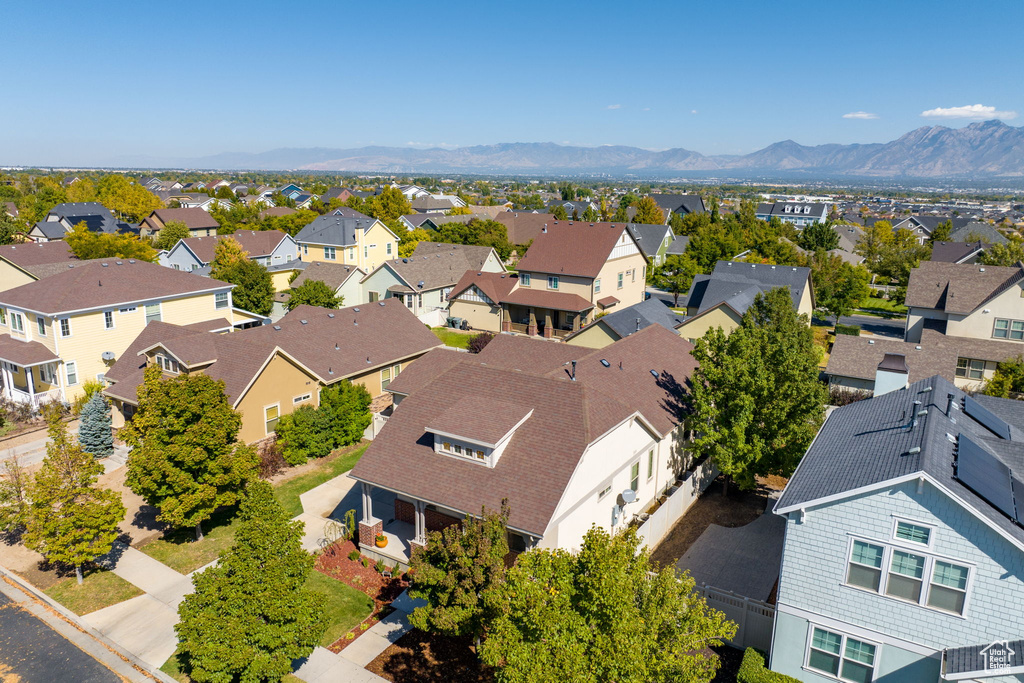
[294,215,379,247]
[649,194,706,215]
[686,260,811,316]
[777,375,1024,546]
[949,221,1009,246]
[626,223,672,260]
[572,298,685,340]
[929,241,986,264]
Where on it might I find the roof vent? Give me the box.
[379,301,386,306]
[116,261,123,265]
[868,339,875,344]
[353,307,360,312]
[650,370,659,378]
[300,319,308,325]
[418,281,425,288]
[328,367,334,375]
[273,325,281,330]
[335,343,339,350]
[403,258,408,263]
[980,267,985,272]
[354,320,358,325]
[102,263,109,267]
[915,345,922,350]
[908,446,922,455]
[600,359,610,367]
[366,357,371,363]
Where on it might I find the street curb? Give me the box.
[0,562,177,683]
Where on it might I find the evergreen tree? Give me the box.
[78,392,114,458]
[582,205,599,222]
[176,481,326,682]
[551,205,569,220]
[123,366,258,540]
[409,501,510,647]
[24,410,125,583]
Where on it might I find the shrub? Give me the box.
[361,557,369,568]
[467,332,494,354]
[0,397,34,425]
[374,559,386,574]
[257,439,287,479]
[835,323,861,336]
[348,549,361,561]
[344,509,356,541]
[275,406,333,465]
[737,648,800,683]
[273,381,371,465]
[829,386,872,406]
[71,380,105,416]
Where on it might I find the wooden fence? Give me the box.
[635,456,718,549]
[695,584,776,652]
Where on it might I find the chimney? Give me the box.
[875,353,909,396]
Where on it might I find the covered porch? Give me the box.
[502,303,592,339]
[0,336,63,409]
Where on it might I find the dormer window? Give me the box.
[427,399,533,468]
[784,205,792,213]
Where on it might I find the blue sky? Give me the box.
[2,0,1022,165]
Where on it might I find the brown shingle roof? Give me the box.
[0,260,232,315]
[289,261,364,292]
[385,348,468,396]
[0,335,60,367]
[474,333,582,372]
[374,243,500,293]
[148,207,220,230]
[493,212,558,245]
[426,397,533,446]
[0,241,76,268]
[448,271,594,312]
[515,221,635,279]
[904,261,1024,314]
[449,270,517,304]
[180,230,287,263]
[259,207,295,218]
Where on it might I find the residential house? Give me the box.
[493,212,559,246]
[104,300,440,444]
[321,187,359,203]
[903,261,1024,343]
[675,260,814,342]
[329,207,372,219]
[647,194,707,223]
[294,215,399,273]
[949,221,1009,246]
[929,241,987,265]
[0,241,84,291]
[447,221,647,337]
[348,324,698,568]
[891,216,971,245]
[626,222,675,266]
[158,230,298,276]
[393,184,431,200]
[756,202,828,228]
[179,195,233,212]
[398,213,493,233]
[770,375,1024,683]
[62,176,80,186]
[665,235,690,257]
[0,260,264,406]
[564,297,686,349]
[409,197,460,214]
[285,261,365,309]
[547,199,598,218]
[139,207,221,238]
[28,202,135,242]
[3,202,18,219]
[361,242,503,320]
[259,207,295,219]
[277,184,305,200]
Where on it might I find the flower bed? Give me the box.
[315,539,410,653]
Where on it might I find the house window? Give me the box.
[476,450,485,460]
[119,306,136,314]
[10,312,23,333]
[38,364,56,384]
[955,358,985,380]
[647,449,654,480]
[807,627,877,683]
[617,272,624,289]
[145,303,161,324]
[405,296,414,309]
[348,247,355,260]
[324,246,336,260]
[293,393,312,404]
[418,294,423,308]
[0,308,6,325]
[886,550,926,602]
[846,540,884,592]
[548,276,559,290]
[993,318,1024,340]
[215,292,229,309]
[595,278,601,293]
[265,405,280,434]
[382,366,394,389]
[59,318,71,337]
[386,243,392,255]
[598,485,611,501]
[521,273,531,287]
[65,361,78,386]
[369,291,380,302]
[302,244,308,255]
[927,561,969,614]
[894,521,931,546]
[104,311,115,329]
[364,246,368,259]
[37,317,45,336]
[630,462,639,493]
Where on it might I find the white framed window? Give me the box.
[348,247,355,260]
[805,626,877,683]
[145,303,161,324]
[119,306,137,314]
[65,361,78,386]
[598,485,611,501]
[324,246,336,260]
[364,245,368,258]
[547,276,559,290]
[104,311,115,329]
[382,365,394,389]
[386,243,392,255]
[38,363,56,384]
[846,540,884,592]
[265,404,280,434]
[520,273,531,287]
[10,312,23,333]
[955,358,985,380]
[617,272,624,289]
[59,318,71,337]
[293,393,312,404]
[647,449,654,481]
[418,293,423,308]
[594,278,601,293]
[405,295,413,310]
[215,292,229,309]
[302,244,308,255]
[630,461,640,492]
[993,318,1024,340]
[892,518,933,547]
[37,317,45,336]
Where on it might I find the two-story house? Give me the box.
[104,300,440,443]
[675,260,814,342]
[294,215,399,273]
[28,202,136,242]
[348,324,697,569]
[0,260,265,406]
[770,375,1024,683]
[0,241,89,292]
[158,230,302,291]
[756,202,828,228]
[139,208,221,239]
[360,242,503,320]
[626,222,676,266]
[446,221,647,337]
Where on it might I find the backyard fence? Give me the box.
[635,456,718,549]
[696,584,776,652]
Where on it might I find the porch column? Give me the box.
[410,500,427,552]
[572,312,581,331]
[0,363,11,400]
[527,307,538,336]
[358,482,382,548]
[26,367,36,408]
[500,305,511,333]
[543,311,553,338]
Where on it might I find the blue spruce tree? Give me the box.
[78,392,113,458]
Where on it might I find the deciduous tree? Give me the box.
[809,252,871,329]
[65,223,157,261]
[123,366,258,540]
[977,237,1024,267]
[632,196,665,225]
[96,175,161,222]
[654,254,701,306]
[480,526,734,683]
[176,480,326,682]
[209,236,248,280]
[286,279,341,311]
[797,222,840,252]
[218,259,274,316]
[0,456,30,535]
[154,220,191,251]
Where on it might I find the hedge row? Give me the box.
[835,323,861,336]
[737,648,800,683]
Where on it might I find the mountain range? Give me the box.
[130,120,1024,178]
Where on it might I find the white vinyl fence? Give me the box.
[635,457,718,549]
[695,585,776,652]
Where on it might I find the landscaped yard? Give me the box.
[431,327,472,349]
[857,294,907,317]
[811,324,832,367]
[44,568,142,616]
[307,569,374,647]
[138,506,242,575]
[274,443,368,518]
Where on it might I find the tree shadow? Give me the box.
[150,506,239,546]
[656,370,695,477]
[131,504,166,533]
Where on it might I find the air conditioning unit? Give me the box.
[101,351,116,361]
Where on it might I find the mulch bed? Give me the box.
[366,630,494,683]
[315,539,410,653]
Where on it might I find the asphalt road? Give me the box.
[0,593,121,683]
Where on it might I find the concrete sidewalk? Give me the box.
[99,542,192,607]
[294,647,387,683]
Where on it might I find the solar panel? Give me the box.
[956,434,1018,521]
[964,396,1013,440]
[1013,476,1024,521]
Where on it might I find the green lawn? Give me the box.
[857,295,907,317]
[431,326,472,349]
[275,444,368,518]
[139,507,242,575]
[44,569,142,616]
[307,570,374,647]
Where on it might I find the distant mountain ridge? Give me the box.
[169,120,1024,177]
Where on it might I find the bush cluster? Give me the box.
[274,381,371,465]
[737,648,800,683]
